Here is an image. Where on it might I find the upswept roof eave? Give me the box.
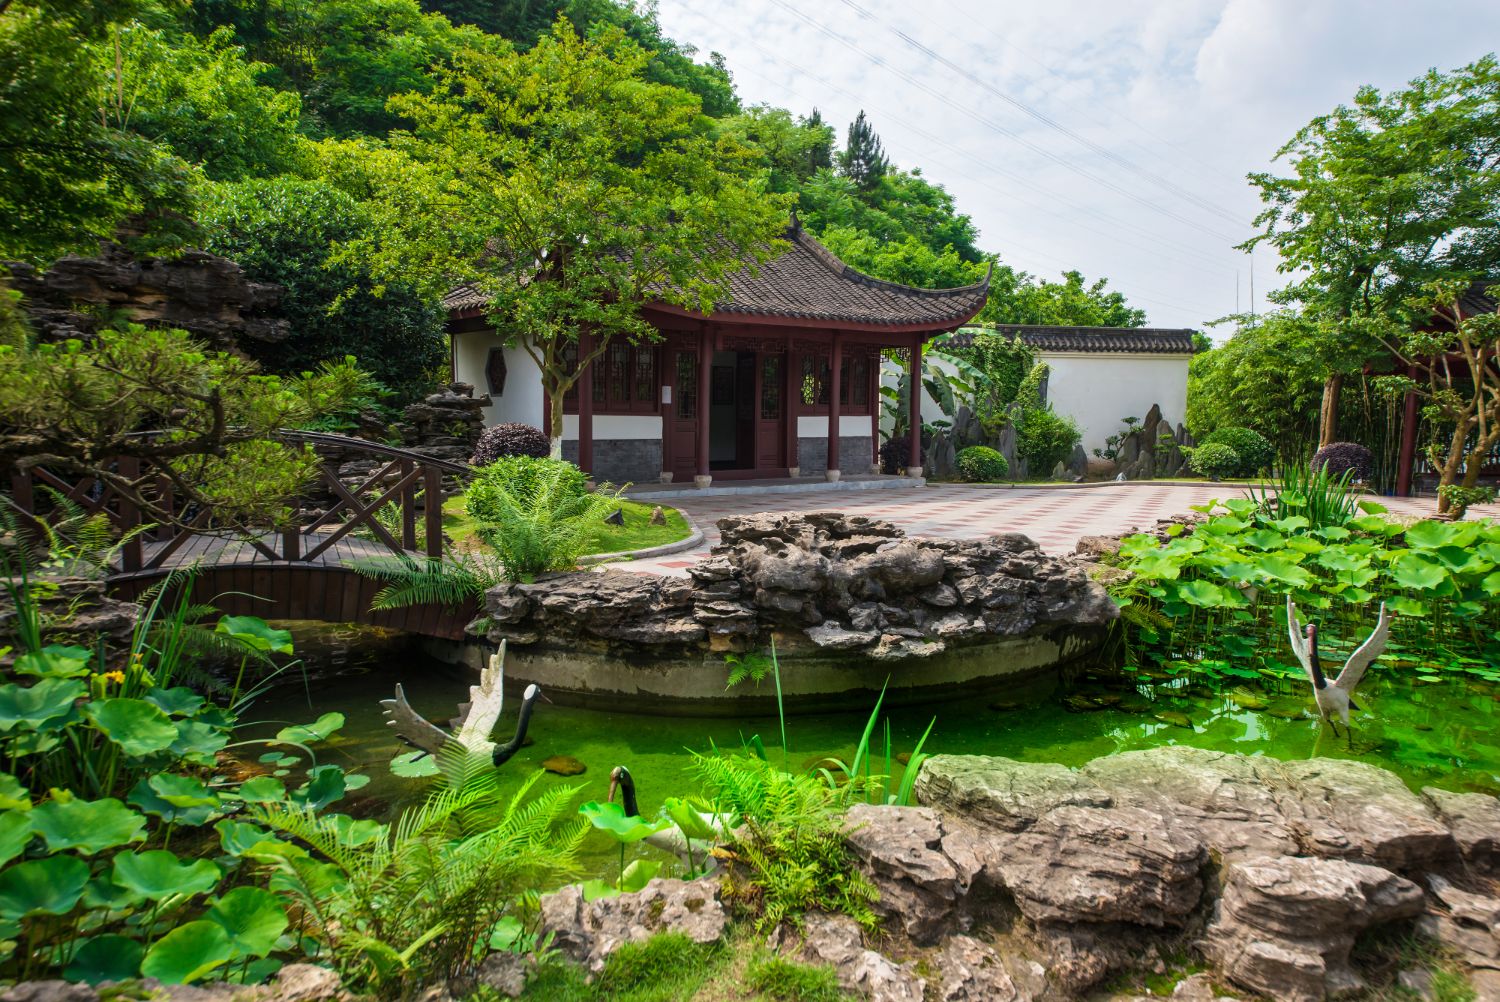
[944,323,1200,356]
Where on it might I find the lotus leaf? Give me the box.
[0,811,34,867]
[1241,529,1286,551]
[578,800,670,842]
[0,773,32,810]
[618,858,661,892]
[82,876,142,910]
[1386,596,1429,617]
[234,776,288,803]
[1389,555,1447,592]
[64,935,144,984]
[129,775,220,827]
[0,678,85,731]
[1176,581,1229,608]
[327,815,386,847]
[663,798,718,841]
[1251,557,1313,588]
[141,920,235,984]
[215,820,276,856]
[1356,500,1388,515]
[580,879,620,901]
[31,797,145,855]
[207,886,287,957]
[1269,515,1310,533]
[1203,516,1249,534]
[14,645,92,679]
[1403,521,1461,549]
[489,915,526,951]
[0,855,89,917]
[1316,525,1352,540]
[390,751,440,778]
[85,698,179,756]
[112,850,221,900]
[215,616,294,655]
[275,712,344,745]
[1483,572,1500,597]
[145,773,220,810]
[294,765,347,809]
[146,687,207,717]
[170,720,230,762]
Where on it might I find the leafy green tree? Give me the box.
[836,111,888,191]
[334,22,790,454]
[100,23,307,181]
[1187,311,1332,467]
[0,2,196,261]
[198,176,446,403]
[1243,55,1500,447]
[717,106,836,194]
[981,269,1146,327]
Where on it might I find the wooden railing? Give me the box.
[8,432,472,574]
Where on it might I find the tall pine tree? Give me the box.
[800,108,834,175]
[837,110,888,191]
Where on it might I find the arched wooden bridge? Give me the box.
[9,433,481,640]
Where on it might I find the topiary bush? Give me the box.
[956,445,1008,482]
[1201,427,1275,477]
[1311,441,1374,483]
[1016,408,1082,475]
[1189,442,1241,480]
[470,422,550,466]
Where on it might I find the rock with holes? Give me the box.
[913,754,1112,832]
[1418,875,1500,971]
[1203,854,1424,1002]
[777,911,926,1002]
[843,804,982,944]
[538,876,727,974]
[935,935,1031,1002]
[1423,787,1500,871]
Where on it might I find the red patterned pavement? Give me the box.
[616,484,1477,576]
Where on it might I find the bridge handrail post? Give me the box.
[424,465,443,560]
[400,458,417,552]
[117,457,143,572]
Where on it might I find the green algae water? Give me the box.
[241,632,1500,879]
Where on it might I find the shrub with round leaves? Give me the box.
[1189,442,1241,480]
[469,423,550,466]
[956,445,1009,482]
[1201,427,1275,476]
[1311,441,1374,482]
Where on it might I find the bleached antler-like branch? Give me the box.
[379,684,452,756]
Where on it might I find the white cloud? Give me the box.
[654,0,1500,331]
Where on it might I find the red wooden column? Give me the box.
[907,335,923,475]
[695,326,713,486]
[826,333,843,481]
[870,355,880,474]
[577,332,594,477]
[1395,364,1421,496]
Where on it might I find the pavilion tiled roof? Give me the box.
[444,223,991,328]
[942,324,1199,355]
[1458,280,1496,317]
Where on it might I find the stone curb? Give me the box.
[937,479,1275,492]
[579,510,705,565]
[623,477,927,500]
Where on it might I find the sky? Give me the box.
[652,0,1500,335]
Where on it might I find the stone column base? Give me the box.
[904,466,924,478]
[787,466,800,479]
[693,475,713,489]
[659,472,673,484]
[824,469,841,483]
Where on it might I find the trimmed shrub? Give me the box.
[1201,426,1275,476]
[467,456,588,517]
[1016,408,1082,474]
[1311,441,1374,483]
[956,445,1009,482]
[1190,442,1241,480]
[470,422,550,466]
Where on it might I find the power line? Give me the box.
[760,0,1245,245]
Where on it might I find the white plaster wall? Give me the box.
[797,415,880,437]
[879,352,1191,454]
[560,414,663,442]
[451,333,545,427]
[1042,353,1191,453]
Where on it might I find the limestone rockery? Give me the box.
[484,512,1117,662]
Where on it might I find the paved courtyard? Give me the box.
[616,483,1478,575]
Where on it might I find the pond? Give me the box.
[240,625,1500,880]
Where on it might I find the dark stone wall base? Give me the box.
[563,439,663,486]
[798,436,876,475]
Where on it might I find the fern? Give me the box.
[348,551,502,610]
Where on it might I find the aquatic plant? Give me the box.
[1247,462,1362,528]
[1109,497,1500,689]
[254,754,583,994]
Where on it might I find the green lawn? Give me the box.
[442,493,693,557]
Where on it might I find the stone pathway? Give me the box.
[617,483,1482,575]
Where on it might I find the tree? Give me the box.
[716,106,837,194]
[978,269,1146,328]
[1243,56,1500,447]
[1187,311,1333,466]
[800,108,834,175]
[199,176,446,403]
[836,110,888,191]
[1373,285,1500,515]
[0,323,371,527]
[336,21,790,455]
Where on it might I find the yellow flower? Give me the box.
[102,671,125,684]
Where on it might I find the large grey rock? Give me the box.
[1418,874,1500,971]
[0,985,97,1002]
[986,805,1206,927]
[914,755,1111,832]
[539,876,728,974]
[486,512,1116,661]
[1203,855,1424,1002]
[934,935,1030,1002]
[1423,787,1500,871]
[843,804,982,943]
[779,911,926,1002]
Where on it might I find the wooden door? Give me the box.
[756,352,786,470]
[666,347,699,481]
